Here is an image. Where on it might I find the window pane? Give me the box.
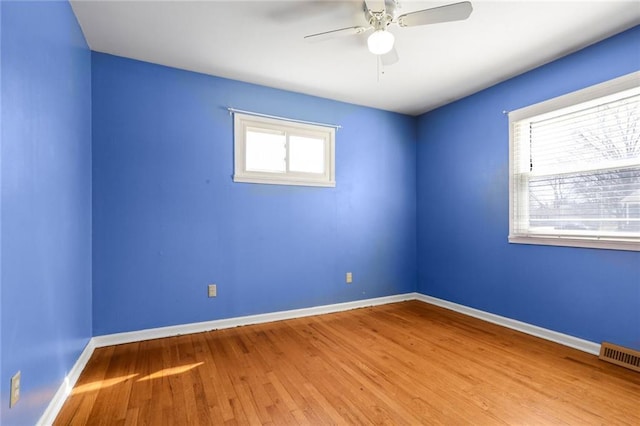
[289,135,325,174]
[528,167,640,236]
[246,130,286,173]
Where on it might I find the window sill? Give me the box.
[508,235,640,252]
[233,175,336,188]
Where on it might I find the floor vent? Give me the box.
[599,342,640,372]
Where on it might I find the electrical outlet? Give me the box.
[10,371,20,408]
[208,284,217,298]
[346,272,353,284]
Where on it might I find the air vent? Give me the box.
[599,342,640,372]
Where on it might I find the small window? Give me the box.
[233,113,335,187]
[509,72,640,251]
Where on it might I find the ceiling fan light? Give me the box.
[367,29,394,55]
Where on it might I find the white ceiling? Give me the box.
[70,0,640,116]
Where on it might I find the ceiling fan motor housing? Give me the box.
[368,10,393,31]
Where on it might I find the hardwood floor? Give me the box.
[54,301,640,425]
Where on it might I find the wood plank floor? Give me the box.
[54,301,640,425]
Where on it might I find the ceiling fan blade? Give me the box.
[304,26,368,43]
[364,0,386,12]
[381,47,399,66]
[398,1,473,27]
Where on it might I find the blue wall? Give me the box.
[1,1,92,424]
[416,26,640,350]
[91,53,417,335]
[0,1,3,420]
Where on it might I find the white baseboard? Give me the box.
[414,293,601,355]
[93,293,417,348]
[39,291,602,424]
[37,338,97,426]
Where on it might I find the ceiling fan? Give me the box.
[304,0,473,65]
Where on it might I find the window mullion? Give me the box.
[284,133,290,173]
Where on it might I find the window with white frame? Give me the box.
[233,113,335,187]
[509,72,640,251]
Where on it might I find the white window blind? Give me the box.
[509,72,640,251]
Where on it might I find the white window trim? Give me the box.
[508,71,640,252]
[233,113,336,188]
